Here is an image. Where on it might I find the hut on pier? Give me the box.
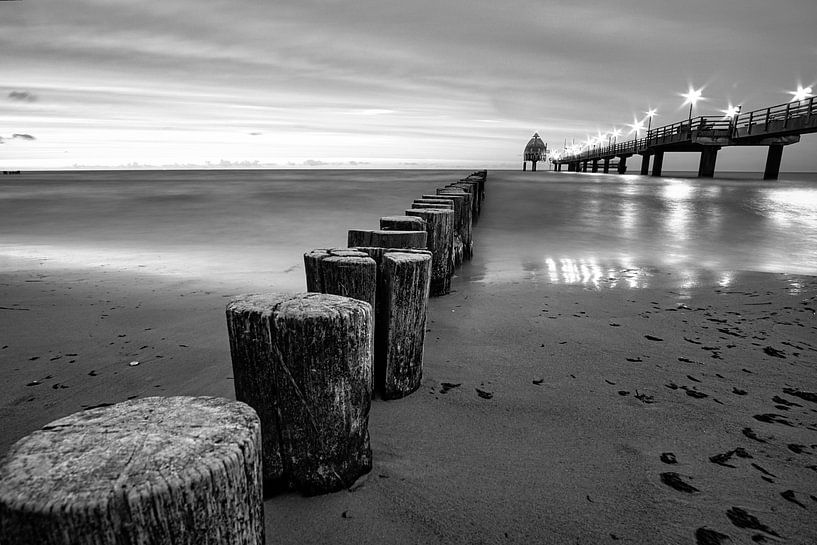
[522,133,547,171]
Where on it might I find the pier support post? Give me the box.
[532,160,537,171]
[522,162,526,171]
[763,144,784,180]
[603,158,610,173]
[582,161,588,172]
[640,154,650,175]
[617,156,627,174]
[567,162,575,172]
[651,151,664,176]
[698,147,719,178]
[591,159,599,173]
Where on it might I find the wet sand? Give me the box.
[2,259,816,544]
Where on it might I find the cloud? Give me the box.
[0,134,36,144]
[8,91,37,102]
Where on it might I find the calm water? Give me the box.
[1,169,816,291]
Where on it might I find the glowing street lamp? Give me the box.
[610,128,622,145]
[644,108,657,136]
[628,117,645,139]
[681,86,705,124]
[720,104,741,118]
[789,85,813,102]
[721,103,741,136]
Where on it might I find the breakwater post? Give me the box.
[405,208,454,296]
[0,396,265,544]
[226,293,373,495]
[351,247,432,399]
[304,248,377,313]
[346,229,427,250]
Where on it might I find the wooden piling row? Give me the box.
[0,171,488,542]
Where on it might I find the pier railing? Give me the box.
[556,96,816,163]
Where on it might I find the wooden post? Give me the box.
[404,208,454,296]
[411,201,461,267]
[351,248,431,399]
[380,215,426,232]
[304,248,377,312]
[346,229,427,249]
[424,192,472,260]
[410,201,453,210]
[449,182,479,218]
[226,293,373,495]
[0,396,264,545]
[412,198,454,208]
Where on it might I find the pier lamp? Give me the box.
[789,85,813,102]
[644,108,657,133]
[681,87,704,125]
[628,118,645,139]
[610,128,622,145]
[721,104,741,136]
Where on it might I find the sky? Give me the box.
[1,0,816,170]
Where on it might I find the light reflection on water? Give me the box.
[468,171,817,289]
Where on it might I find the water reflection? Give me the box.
[473,172,817,289]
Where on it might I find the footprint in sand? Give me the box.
[780,490,807,508]
[659,472,699,493]
[659,452,677,464]
[725,507,780,538]
[709,448,752,468]
[439,382,461,394]
[694,527,731,545]
[475,388,493,399]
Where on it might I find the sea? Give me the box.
[1,169,816,292]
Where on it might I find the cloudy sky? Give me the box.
[1,0,816,170]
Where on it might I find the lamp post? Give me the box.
[721,103,741,137]
[681,87,704,131]
[644,108,657,140]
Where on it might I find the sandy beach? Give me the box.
[2,172,817,544]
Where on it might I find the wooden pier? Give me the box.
[551,97,817,179]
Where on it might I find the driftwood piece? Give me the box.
[0,396,264,545]
[351,248,431,399]
[304,248,377,311]
[346,229,427,249]
[404,208,454,296]
[425,192,472,259]
[380,215,426,231]
[226,293,373,495]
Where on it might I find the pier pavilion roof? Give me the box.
[524,133,546,161]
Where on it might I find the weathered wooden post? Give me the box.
[448,181,480,218]
[412,199,454,209]
[380,215,426,232]
[404,208,454,296]
[0,396,264,545]
[346,229,427,250]
[304,248,377,311]
[425,192,472,259]
[352,248,431,399]
[226,292,373,495]
[410,201,462,267]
